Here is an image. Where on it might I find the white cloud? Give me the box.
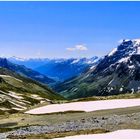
[66,44,88,51]
[76,44,88,51]
[66,47,76,51]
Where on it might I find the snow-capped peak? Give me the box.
[107,38,140,59]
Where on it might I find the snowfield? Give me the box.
[25,99,140,114]
[53,129,140,139]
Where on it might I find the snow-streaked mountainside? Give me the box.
[55,39,140,99]
[9,57,100,81]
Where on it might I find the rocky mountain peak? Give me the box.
[108,39,140,58]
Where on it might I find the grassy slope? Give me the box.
[0,68,64,114]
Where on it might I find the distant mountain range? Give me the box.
[8,57,100,81]
[0,58,55,85]
[55,39,140,99]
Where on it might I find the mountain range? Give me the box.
[9,57,100,81]
[55,39,140,99]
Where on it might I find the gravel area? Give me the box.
[0,112,140,139]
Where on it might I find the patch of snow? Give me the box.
[8,91,23,99]
[54,129,140,140]
[108,79,114,85]
[12,107,26,111]
[31,94,39,98]
[108,48,117,56]
[13,77,22,82]
[22,100,31,104]
[128,65,134,69]
[118,57,129,63]
[86,60,92,64]
[0,75,22,82]
[40,101,45,104]
[71,59,80,64]
[25,99,140,115]
[31,94,44,100]
[119,88,123,92]
[45,99,51,102]
[92,57,100,63]
[125,39,131,42]
[131,88,134,94]
[0,90,9,94]
[131,39,140,54]
[136,46,140,54]
[107,87,113,92]
[0,75,11,78]
[90,65,95,70]
[133,38,140,43]
[0,107,10,111]
[9,100,26,109]
[73,88,78,92]
[84,74,90,78]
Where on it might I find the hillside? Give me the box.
[0,67,63,115]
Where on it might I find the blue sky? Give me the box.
[0,2,140,58]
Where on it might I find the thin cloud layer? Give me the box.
[66,44,88,51]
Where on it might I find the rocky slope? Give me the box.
[55,39,140,99]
